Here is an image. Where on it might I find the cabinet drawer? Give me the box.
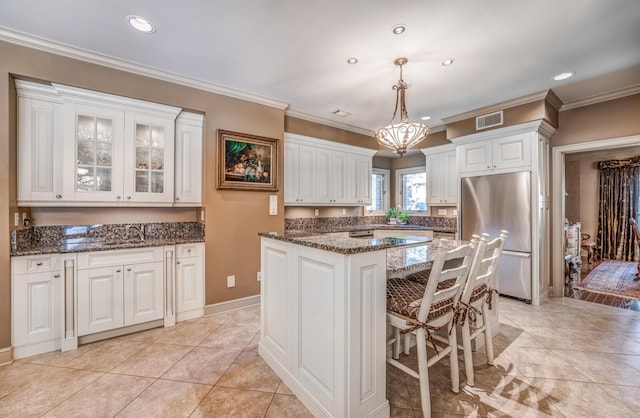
[176,243,203,258]
[78,247,163,269]
[12,255,59,275]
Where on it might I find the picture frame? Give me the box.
[216,129,279,191]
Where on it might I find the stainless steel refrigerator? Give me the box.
[460,171,532,303]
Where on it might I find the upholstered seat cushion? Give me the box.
[387,278,454,321]
[406,269,488,303]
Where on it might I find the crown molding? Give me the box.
[449,119,555,144]
[559,84,640,111]
[442,90,550,125]
[0,26,289,110]
[285,109,375,137]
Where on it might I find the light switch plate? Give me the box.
[437,209,447,215]
[453,209,458,216]
[269,195,277,215]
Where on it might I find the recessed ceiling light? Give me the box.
[420,116,432,121]
[331,110,351,118]
[553,72,574,81]
[392,24,407,35]
[442,58,455,66]
[126,15,156,33]
[346,57,358,64]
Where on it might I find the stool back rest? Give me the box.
[460,230,508,306]
[416,239,477,323]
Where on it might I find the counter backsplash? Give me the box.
[11,221,205,255]
[284,215,456,233]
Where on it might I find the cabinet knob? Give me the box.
[177,261,181,265]
[56,194,62,199]
[175,197,180,201]
[116,195,121,200]
[127,196,131,200]
[116,269,121,273]
[53,274,60,278]
[487,165,490,168]
[36,262,43,266]
[493,165,496,168]
[127,268,132,272]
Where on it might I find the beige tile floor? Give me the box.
[1,297,640,417]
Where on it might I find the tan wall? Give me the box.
[447,99,552,139]
[552,94,640,146]
[285,116,376,149]
[0,40,286,349]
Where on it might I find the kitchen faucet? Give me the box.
[127,224,145,241]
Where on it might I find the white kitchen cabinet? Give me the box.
[77,247,164,336]
[316,148,348,204]
[458,133,531,176]
[175,243,204,321]
[285,133,376,206]
[16,80,183,206]
[284,141,317,204]
[423,145,457,206]
[174,112,204,206]
[15,81,66,204]
[11,254,63,358]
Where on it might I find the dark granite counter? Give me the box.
[386,238,465,276]
[11,222,204,256]
[259,231,431,255]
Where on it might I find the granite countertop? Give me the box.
[290,224,456,235]
[259,231,431,255]
[12,237,205,256]
[386,238,465,276]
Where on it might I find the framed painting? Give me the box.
[216,129,279,191]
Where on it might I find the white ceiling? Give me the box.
[1,0,639,139]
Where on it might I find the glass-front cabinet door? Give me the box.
[65,104,125,202]
[124,113,175,203]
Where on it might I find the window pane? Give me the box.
[367,173,385,211]
[401,172,426,211]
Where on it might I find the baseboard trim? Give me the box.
[204,295,260,316]
[0,346,14,366]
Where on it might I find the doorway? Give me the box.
[551,134,640,301]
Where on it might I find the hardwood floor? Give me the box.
[564,257,640,312]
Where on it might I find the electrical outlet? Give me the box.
[314,209,319,216]
[437,209,447,216]
[14,212,20,227]
[200,209,205,221]
[342,208,346,215]
[257,271,261,281]
[226,275,235,288]
[453,209,458,216]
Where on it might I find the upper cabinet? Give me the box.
[457,133,531,176]
[16,80,203,207]
[422,144,457,206]
[284,133,376,206]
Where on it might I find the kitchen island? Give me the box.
[258,232,434,418]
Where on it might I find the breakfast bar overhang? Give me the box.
[258,232,432,418]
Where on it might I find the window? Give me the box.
[396,167,426,211]
[366,168,389,212]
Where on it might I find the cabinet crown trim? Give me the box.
[449,120,556,144]
[285,132,377,157]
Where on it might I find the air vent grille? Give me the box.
[476,111,503,130]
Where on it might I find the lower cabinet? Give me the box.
[175,243,205,321]
[12,243,205,359]
[77,247,165,336]
[11,254,63,357]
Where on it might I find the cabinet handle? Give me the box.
[127,196,131,200]
[36,262,43,266]
[116,195,121,200]
[116,269,121,273]
[127,268,132,272]
[56,194,62,199]
[176,197,180,201]
[53,274,60,278]
[493,165,496,168]
[487,165,490,168]
[176,261,181,265]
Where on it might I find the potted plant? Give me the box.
[386,208,409,225]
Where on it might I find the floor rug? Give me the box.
[575,260,640,300]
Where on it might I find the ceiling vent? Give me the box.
[476,110,503,130]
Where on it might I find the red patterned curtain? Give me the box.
[596,156,640,261]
